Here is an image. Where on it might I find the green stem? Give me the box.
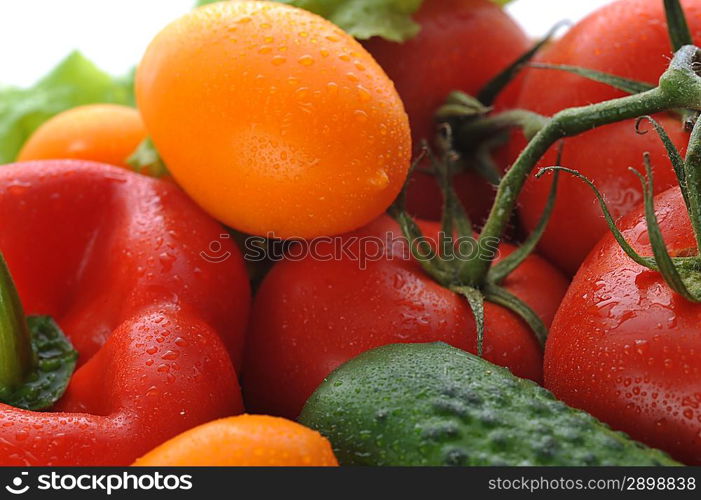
[456,109,549,147]
[683,118,701,250]
[461,45,701,286]
[664,0,693,52]
[0,254,33,396]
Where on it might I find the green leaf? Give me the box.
[127,137,170,178]
[0,51,135,164]
[3,316,77,411]
[197,0,423,42]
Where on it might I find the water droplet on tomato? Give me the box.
[298,55,314,66]
[356,85,371,102]
[354,110,368,123]
[161,350,179,361]
[326,82,339,97]
[159,252,176,271]
[368,168,389,189]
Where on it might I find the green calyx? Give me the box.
[433,92,505,186]
[390,128,559,355]
[432,92,548,190]
[0,254,77,411]
[431,22,561,190]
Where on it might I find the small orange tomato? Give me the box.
[132,415,338,466]
[18,104,146,168]
[136,0,411,239]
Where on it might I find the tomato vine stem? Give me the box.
[463,45,701,287]
[682,118,701,250]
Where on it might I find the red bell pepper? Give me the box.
[0,160,251,465]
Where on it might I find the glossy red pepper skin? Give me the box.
[0,160,250,465]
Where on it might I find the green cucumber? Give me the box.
[299,343,680,466]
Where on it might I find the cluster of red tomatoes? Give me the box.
[7,0,701,465]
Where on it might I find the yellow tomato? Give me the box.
[133,415,338,466]
[18,104,145,168]
[136,0,411,238]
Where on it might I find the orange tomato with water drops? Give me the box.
[133,415,338,466]
[136,0,411,239]
[18,104,146,168]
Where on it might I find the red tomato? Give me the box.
[363,0,531,223]
[243,215,569,418]
[545,187,701,464]
[514,0,701,275]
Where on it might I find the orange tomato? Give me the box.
[132,414,338,466]
[136,0,411,239]
[18,104,146,168]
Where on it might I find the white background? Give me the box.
[0,0,611,87]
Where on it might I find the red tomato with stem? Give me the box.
[243,215,569,419]
[363,0,531,223]
[513,0,701,274]
[545,187,701,464]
